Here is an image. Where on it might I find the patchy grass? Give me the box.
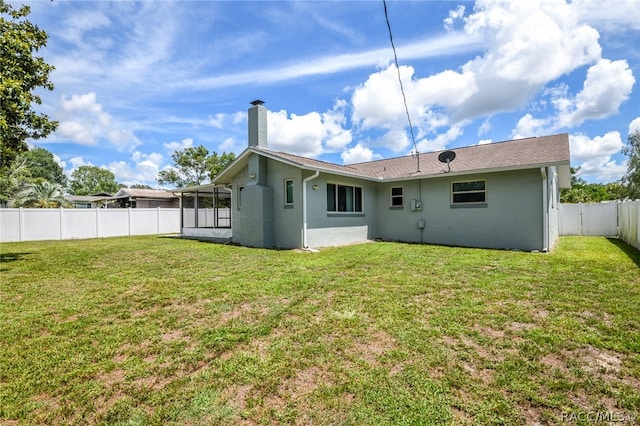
[0,236,638,425]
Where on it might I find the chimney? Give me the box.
[248,100,267,148]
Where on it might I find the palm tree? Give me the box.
[12,181,70,208]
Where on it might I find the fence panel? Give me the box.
[559,204,582,235]
[22,209,61,241]
[0,208,180,242]
[0,209,20,242]
[618,201,639,249]
[582,203,618,236]
[62,209,98,240]
[99,209,130,237]
[130,209,158,235]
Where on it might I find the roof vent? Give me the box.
[438,150,456,173]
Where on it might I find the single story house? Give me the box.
[178,101,571,251]
[110,188,179,208]
[66,193,113,208]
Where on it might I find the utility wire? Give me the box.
[383,0,420,171]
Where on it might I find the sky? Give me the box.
[19,0,640,187]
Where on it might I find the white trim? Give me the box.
[302,171,320,249]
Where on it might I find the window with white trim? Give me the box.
[237,185,244,209]
[327,183,363,212]
[390,186,403,207]
[451,180,486,204]
[284,179,294,205]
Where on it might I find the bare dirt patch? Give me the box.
[575,346,622,374]
[351,329,397,366]
[222,384,253,410]
[96,369,125,386]
[474,325,506,339]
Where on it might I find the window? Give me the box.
[284,179,294,205]
[451,180,486,204]
[237,185,244,209]
[390,186,403,207]
[327,183,362,212]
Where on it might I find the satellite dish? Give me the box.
[438,150,456,172]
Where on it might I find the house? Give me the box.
[66,193,113,208]
[177,101,571,251]
[110,188,179,208]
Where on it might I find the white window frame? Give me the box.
[237,185,245,209]
[390,186,404,207]
[284,179,294,206]
[451,180,487,205]
[326,182,363,213]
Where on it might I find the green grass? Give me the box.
[1,236,639,425]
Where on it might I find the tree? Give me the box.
[0,147,66,205]
[13,181,69,208]
[0,1,58,170]
[560,166,628,203]
[69,166,119,195]
[622,130,640,199]
[16,147,66,186]
[157,145,235,188]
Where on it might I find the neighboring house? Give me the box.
[111,188,179,208]
[177,101,571,252]
[66,193,113,208]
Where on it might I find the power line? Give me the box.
[383,0,420,172]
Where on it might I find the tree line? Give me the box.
[0,0,638,208]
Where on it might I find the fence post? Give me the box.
[18,207,24,242]
[128,208,132,236]
[96,208,100,238]
[157,207,161,235]
[59,207,64,240]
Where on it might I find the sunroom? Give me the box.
[175,184,233,241]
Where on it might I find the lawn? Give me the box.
[1,236,639,425]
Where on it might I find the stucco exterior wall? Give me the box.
[304,173,378,247]
[376,169,545,251]
[266,159,304,249]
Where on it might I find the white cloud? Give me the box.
[570,132,627,181]
[416,123,466,153]
[107,151,165,186]
[444,5,466,32]
[512,113,550,139]
[557,59,635,128]
[268,110,326,157]
[178,32,480,90]
[69,156,91,170]
[266,104,353,157]
[341,143,375,164]
[163,138,193,153]
[54,92,141,151]
[630,117,640,135]
[60,9,111,46]
[477,139,493,145]
[322,99,352,151]
[571,0,640,32]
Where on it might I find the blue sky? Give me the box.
[22,0,640,187]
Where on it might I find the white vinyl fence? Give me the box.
[0,208,180,243]
[618,201,640,250]
[560,201,640,249]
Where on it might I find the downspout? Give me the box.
[541,167,549,252]
[225,185,233,234]
[302,170,320,249]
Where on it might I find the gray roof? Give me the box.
[214,133,571,187]
[114,188,178,199]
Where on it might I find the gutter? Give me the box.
[302,170,320,249]
[541,167,549,252]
